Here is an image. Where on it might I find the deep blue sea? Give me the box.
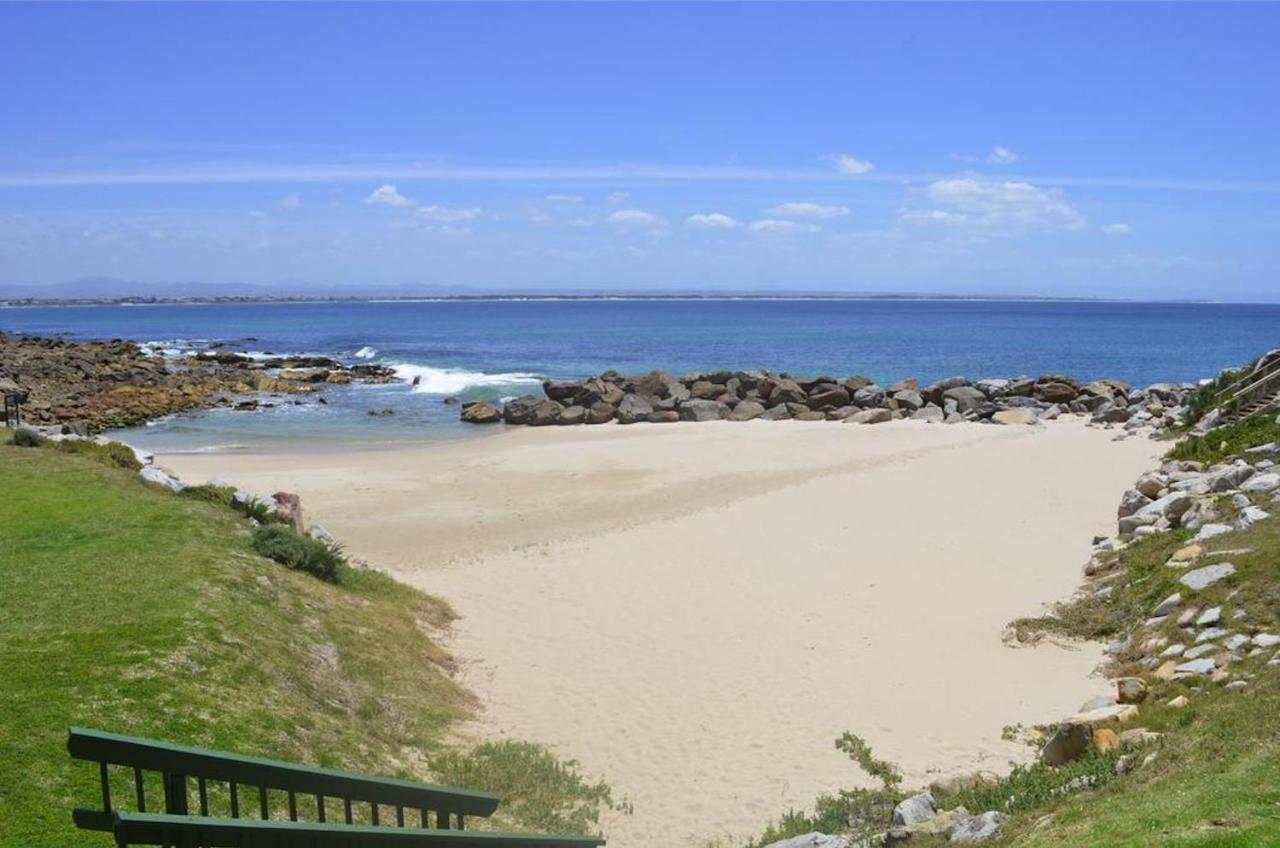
[3,299,1277,451]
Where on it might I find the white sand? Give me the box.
[163,419,1159,847]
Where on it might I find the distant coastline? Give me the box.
[0,292,1226,308]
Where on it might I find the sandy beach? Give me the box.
[164,419,1160,846]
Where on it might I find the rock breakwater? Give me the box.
[461,369,1195,432]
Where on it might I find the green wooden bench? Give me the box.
[68,728,604,848]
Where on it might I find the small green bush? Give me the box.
[238,496,275,524]
[251,524,346,583]
[11,427,44,447]
[179,483,237,506]
[53,438,143,471]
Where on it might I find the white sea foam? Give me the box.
[354,346,378,359]
[390,362,543,395]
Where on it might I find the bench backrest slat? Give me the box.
[69,727,499,819]
[113,812,605,848]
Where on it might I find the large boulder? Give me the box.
[1041,723,1091,766]
[140,465,185,493]
[646,410,680,423]
[992,408,1038,425]
[503,395,543,425]
[912,405,944,423]
[852,385,886,407]
[689,380,724,400]
[679,399,729,422]
[1180,562,1236,590]
[460,401,501,424]
[541,380,584,402]
[1034,380,1079,404]
[769,378,807,405]
[891,390,924,411]
[891,793,935,827]
[557,405,586,425]
[845,408,893,424]
[729,400,766,421]
[944,385,987,413]
[807,387,851,410]
[615,394,654,424]
[528,400,564,426]
[585,402,616,425]
[271,491,304,532]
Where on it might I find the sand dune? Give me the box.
[163,419,1159,847]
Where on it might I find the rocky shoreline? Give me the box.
[461,369,1196,433]
[0,333,394,433]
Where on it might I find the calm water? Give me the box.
[2,299,1277,451]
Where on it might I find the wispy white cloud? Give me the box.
[545,193,584,203]
[1101,222,1134,236]
[900,177,1085,235]
[277,193,301,210]
[829,154,875,175]
[749,219,819,234]
[417,204,482,222]
[767,202,849,219]
[986,145,1021,165]
[2,158,1279,195]
[365,184,412,207]
[607,208,667,228]
[685,212,739,229]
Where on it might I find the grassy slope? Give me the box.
[0,442,609,848]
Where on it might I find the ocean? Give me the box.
[2,298,1277,451]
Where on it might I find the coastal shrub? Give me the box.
[238,496,275,524]
[11,427,43,447]
[251,524,346,582]
[1167,413,1280,466]
[431,740,616,835]
[749,732,904,847]
[938,747,1127,817]
[53,437,143,471]
[179,483,237,507]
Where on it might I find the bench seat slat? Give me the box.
[112,813,605,848]
[69,728,499,819]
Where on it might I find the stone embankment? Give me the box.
[459,369,1194,432]
[0,333,393,432]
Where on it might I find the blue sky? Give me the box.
[1,2,1279,299]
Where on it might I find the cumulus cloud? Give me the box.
[986,145,1021,164]
[607,209,667,228]
[767,202,849,220]
[416,205,482,222]
[899,177,1085,234]
[830,154,875,175]
[606,191,630,205]
[685,212,739,229]
[365,184,412,207]
[1101,222,1134,236]
[277,193,301,210]
[749,219,819,234]
[546,193,584,203]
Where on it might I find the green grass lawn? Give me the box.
[0,440,611,848]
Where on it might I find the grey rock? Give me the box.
[1041,723,1091,766]
[761,834,850,848]
[1180,563,1237,590]
[944,385,987,413]
[1195,606,1222,626]
[845,408,894,425]
[1193,523,1233,541]
[892,792,936,827]
[678,399,729,422]
[140,465,185,493]
[528,400,564,426]
[949,811,1005,843]
[1236,505,1269,530]
[1174,658,1216,675]
[728,400,766,421]
[557,405,587,425]
[502,395,543,425]
[1118,489,1152,518]
[912,405,945,423]
[615,394,654,424]
[1135,491,1193,522]
[1152,592,1182,617]
[760,404,792,420]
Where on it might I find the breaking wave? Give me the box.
[389,363,544,395]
